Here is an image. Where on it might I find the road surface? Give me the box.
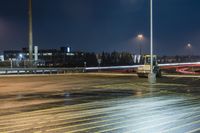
[0,73,200,133]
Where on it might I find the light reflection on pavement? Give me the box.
[0,74,199,133]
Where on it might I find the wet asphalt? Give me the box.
[0,74,200,133]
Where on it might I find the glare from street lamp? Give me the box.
[187,43,192,48]
[137,34,144,40]
[19,53,23,58]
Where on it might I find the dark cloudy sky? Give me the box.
[0,0,200,55]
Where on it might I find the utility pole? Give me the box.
[28,0,33,64]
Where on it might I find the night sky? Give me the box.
[0,0,200,55]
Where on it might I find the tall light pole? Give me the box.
[137,34,144,55]
[28,0,33,63]
[148,0,156,84]
[150,0,153,75]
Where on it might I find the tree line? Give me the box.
[57,51,134,67]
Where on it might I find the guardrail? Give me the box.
[0,67,85,75]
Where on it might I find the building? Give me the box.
[2,46,98,68]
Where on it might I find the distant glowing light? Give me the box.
[187,43,192,48]
[19,53,23,58]
[137,34,144,40]
[67,47,71,53]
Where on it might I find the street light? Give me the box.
[148,0,156,84]
[137,34,143,39]
[19,53,23,59]
[187,43,192,49]
[137,34,144,55]
[187,43,192,62]
[186,43,192,56]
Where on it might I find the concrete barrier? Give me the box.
[0,67,85,75]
